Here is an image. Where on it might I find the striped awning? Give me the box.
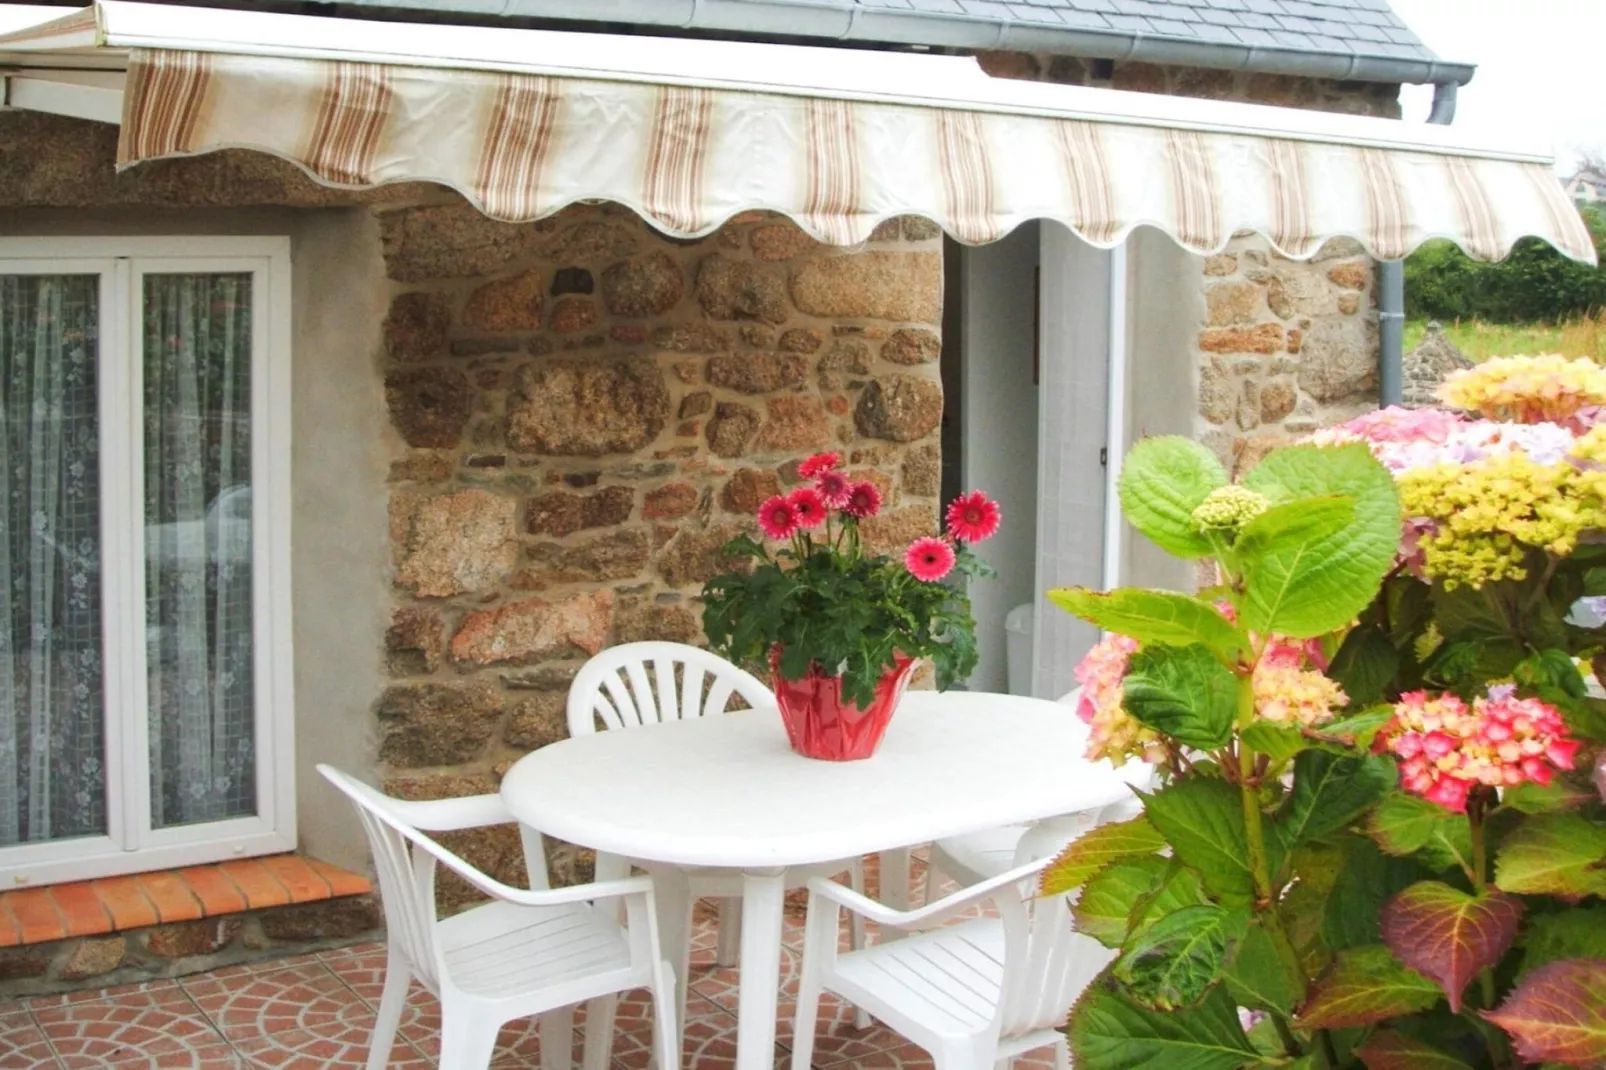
[1,1,1594,263]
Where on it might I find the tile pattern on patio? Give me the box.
[0,854,1065,1069]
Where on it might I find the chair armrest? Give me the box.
[807,856,1050,933]
[373,791,516,833]
[407,821,658,910]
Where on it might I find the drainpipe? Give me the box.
[1379,82,1458,406]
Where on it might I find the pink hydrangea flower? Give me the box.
[1375,687,1580,813]
[904,536,956,582]
[756,495,799,541]
[787,487,827,529]
[1072,633,1163,765]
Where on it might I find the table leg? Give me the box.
[879,848,911,910]
[735,867,787,1070]
[646,864,694,1047]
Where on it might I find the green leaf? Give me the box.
[1521,908,1606,977]
[1045,588,1246,663]
[1322,837,1431,952]
[1515,649,1589,700]
[1076,857,1170,949]
[1143,777,1256,902]
[1116,905,1246,1011]
[1120,646,1239,750]
[1117,436,1227,560]
[1127,864,1213,943]
[1070,976,1259,1070]
[1380,881,1524,1012]
[1224,921,1305,1014]
[1274,750,1396,853]
[1494,812,1606,900]
[1041,816,1169,896]
[1327,625,1401,708]
[1238,443,1401,638]
[1240,722,1309,764]
[1295,945,1442,1029]
[1483,959,1606,1067]
[1355,1031,1475,1070]
[1303,707,1397,752]
[1503,778,1594,815]
[1368,793,1476,876]
[1232,494,1354,560]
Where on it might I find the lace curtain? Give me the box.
[144,273,256,830]
[0,275,107,847]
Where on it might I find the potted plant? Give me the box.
[702,451,998,760]
[1046,355,1606,1069]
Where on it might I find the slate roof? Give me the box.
[858,0,1439,64]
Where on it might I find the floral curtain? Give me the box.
[143,274,256,829]
[0,275,106,847]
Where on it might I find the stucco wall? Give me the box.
[0,203,392,873]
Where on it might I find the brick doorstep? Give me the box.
[0,855,378,999]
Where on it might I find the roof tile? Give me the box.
[742,0,1456,67]
[1101,12,1156,32]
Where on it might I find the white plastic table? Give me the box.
[499,689,1146,1070]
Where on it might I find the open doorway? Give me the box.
[940,224,1045,695]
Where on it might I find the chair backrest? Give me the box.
[568,641,774,736]
[995,850,1117,1039]
[318,765,459,989]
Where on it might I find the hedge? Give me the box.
[1404,204,1606,324]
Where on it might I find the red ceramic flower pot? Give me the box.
[770,649,917,761]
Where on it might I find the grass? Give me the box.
[1404,315,1606,363]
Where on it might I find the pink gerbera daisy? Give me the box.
[905,536,956,582]
[787,487,827,529]
[797,452,841,480]
[756,495,800,540]
[843,481,882,519]
[815,469,852,508]
[945,491,1001,543]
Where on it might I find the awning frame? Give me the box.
[0,1,1592,265]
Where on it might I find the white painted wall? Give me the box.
[1031,224,1111,700]
[957,224,1040,694]
[1123,226,1204,593]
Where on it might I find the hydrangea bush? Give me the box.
[1050,356,1606,1069]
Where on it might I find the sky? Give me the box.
[1391,0,1604,174]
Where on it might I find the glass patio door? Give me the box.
[0,239,294,887]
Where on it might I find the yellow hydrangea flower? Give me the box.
[1439,354,1606,424]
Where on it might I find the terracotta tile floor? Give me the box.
[0,856,1063,1069]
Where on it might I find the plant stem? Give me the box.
[1237,673,1273,907]
[1318,1028,1340,1069]
[1468,790,1498,1010]
[1270,1014,1300,1058]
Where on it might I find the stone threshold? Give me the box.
[0,855,379,999]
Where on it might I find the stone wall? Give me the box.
[376,202,945,905]
[971,56,1396,475]
[1404,323,1473,407]
[973,52,1402,118]
[1194,236,1380,475]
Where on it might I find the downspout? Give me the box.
[1379,81,1458,406]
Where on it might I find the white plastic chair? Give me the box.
[318,765,678,1070]
[568,642,867,1017]
[791,853,1115,1070]
[921,686,1146,900]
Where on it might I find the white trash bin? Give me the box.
[1005,603,1034,696]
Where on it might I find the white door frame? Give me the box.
[0,236,296,887]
